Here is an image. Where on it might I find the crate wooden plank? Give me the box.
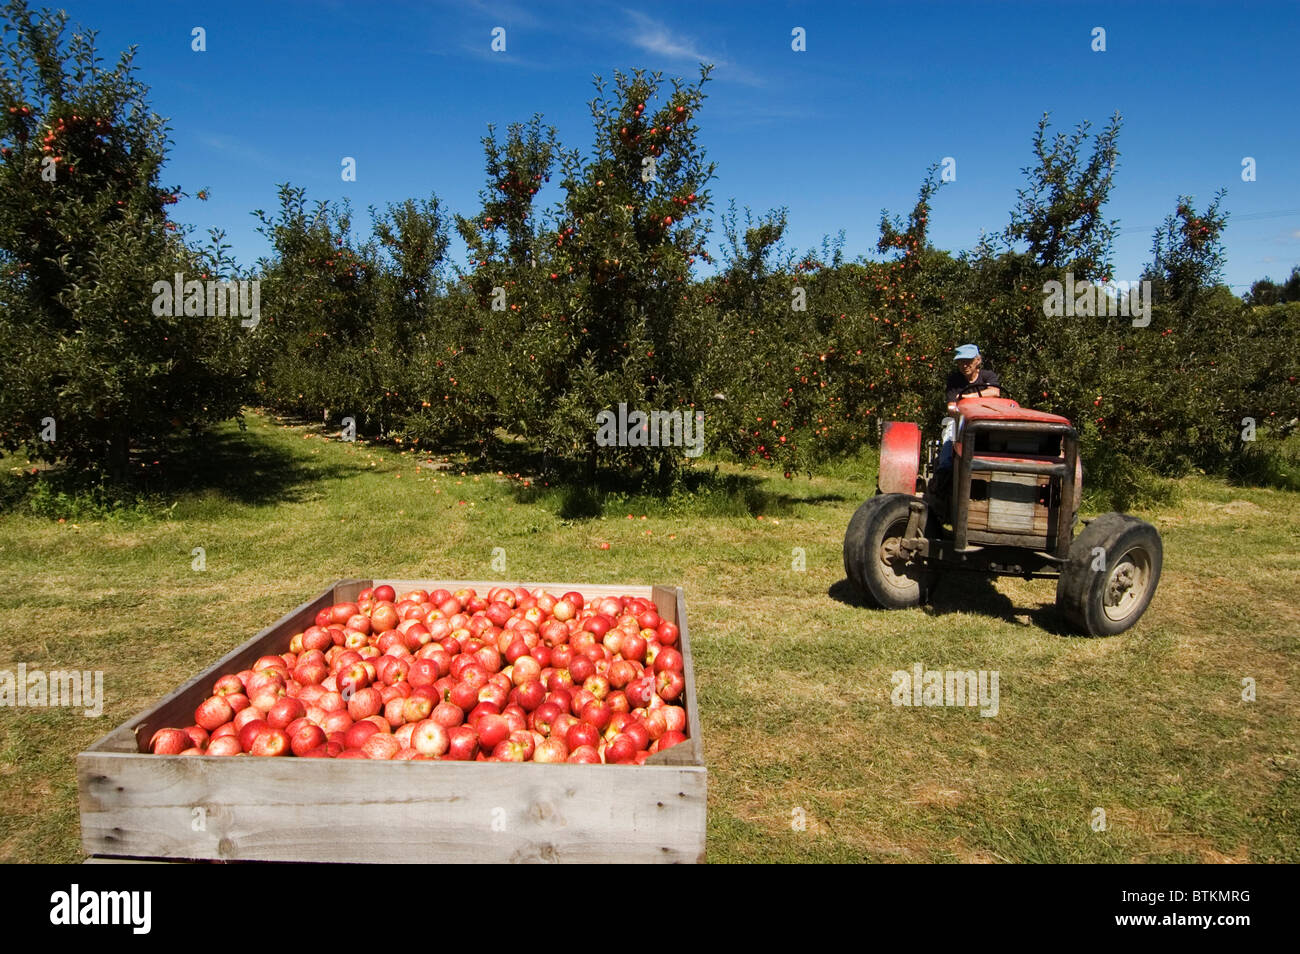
[83,858,176,864]
[77,756,705,863]
[646,586,702,766]
[79,579,705,863]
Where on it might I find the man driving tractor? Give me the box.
[937,344,1000,474]
[846,338,1162,637]
[945,344,1001,406]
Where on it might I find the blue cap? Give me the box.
[954,344,980,361]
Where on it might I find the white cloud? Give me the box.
[623,10,764,85]
[625,10,711,60]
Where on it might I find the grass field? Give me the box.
[1,410,1296,863]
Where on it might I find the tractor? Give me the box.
[843,396,1162,636]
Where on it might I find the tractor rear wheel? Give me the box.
[843,494,936,609]
[1056,513,1162,636]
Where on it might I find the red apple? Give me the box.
[233,706,266,733]
[194,695,234,732]
[477,682,510,710]
[502,706,528,733]
[250,727,289,757]
[492,738,527,762]
[550,710,579,738]
[569,656,595,684]
[431,701,464,729]
[620,633,647,663]
[529,701,561,736]
[407,657,439,690]
[149,728,190,755]
[449,680,479,711]
[207,736,243,757]
[253,654,288,673]
[645,709,669,741]
[513,679,544,712]
[476,713,510,750]
[567,745,600,764]
[604,734,636,764]
[371,603,400,633]
[658,730,687,751]
[654,647,684,674]
[607,658,637,689]
[626,676,655,709]
[290,724,327,756]
[393,722,417,749]
[361,734,403,760]
[266,697,306,731]
[583,675,610,701]
[534,738,568,763]
[347,687,383,721]
[411,720,449,757]
[395,689,430,724]
[317,690,346,713]
[293,661,329,686]
[445,725,479,761]
[508,729,536,761]
[343,720,381,750]
[567,722,599,750]
[322,708,353,735]
[580,700,612,731]
[212,674,244,697]
[623,720,651,752]
[328,602,360,625]
[656,669,685,702]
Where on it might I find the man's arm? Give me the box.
[949,374,1001,405]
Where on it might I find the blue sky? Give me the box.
[45,0,1300,291]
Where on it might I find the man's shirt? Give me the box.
[945,368,1001,403]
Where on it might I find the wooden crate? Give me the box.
[78,580,705,863]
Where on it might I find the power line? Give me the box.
[1117,209,1300,235]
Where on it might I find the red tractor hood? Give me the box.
[956,397,1072,427]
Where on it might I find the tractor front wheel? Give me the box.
[843,494,936,609]
[1056,513,1162,636]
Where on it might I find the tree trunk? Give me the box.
[656,449,677,491]
[107,430,130,483]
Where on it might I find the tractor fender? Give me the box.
[878,421,922,495]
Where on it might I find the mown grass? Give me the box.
[0,410,1296,863]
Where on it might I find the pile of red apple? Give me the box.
[148,585,689,764]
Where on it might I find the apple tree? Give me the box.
[545,67,715,484]
[0,0,247,478]
[1004,111,1122,283]
[249,185,386,428]
[424,115,560,452]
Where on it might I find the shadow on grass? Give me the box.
[310,416,868,519]
[513,467,853,521]
[0,422,358,519]
[152,425,359,506]
[827,573,1075,636]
